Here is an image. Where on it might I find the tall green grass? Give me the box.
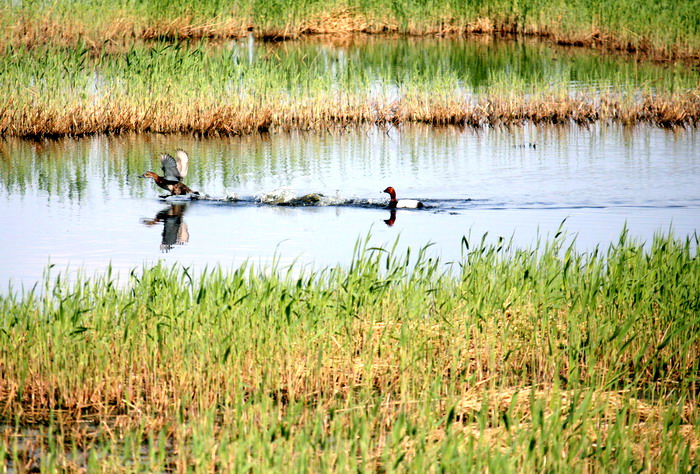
[1,230,698,470]
[2,0,700,55]
[1,37,698,138]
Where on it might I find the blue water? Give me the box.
[1,123,698,290]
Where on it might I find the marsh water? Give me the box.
[2,36,699,289]
[2,122,698,289]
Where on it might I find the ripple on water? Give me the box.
[0,123,698,290]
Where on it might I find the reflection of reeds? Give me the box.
[1,231,698,469]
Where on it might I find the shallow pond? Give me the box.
[1,123,698,289]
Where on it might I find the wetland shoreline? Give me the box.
[4,2,700,65]
[3,91,700,140]
[1,232,699,470]
[2,2,699,470]
[2,35,699,139]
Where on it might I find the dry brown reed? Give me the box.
[141,17,251,41]
[2,91,698,139]
[2,304,697,469]
[2,296,696,428]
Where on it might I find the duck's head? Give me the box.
[382,187,397,199]
[141,171,159,180]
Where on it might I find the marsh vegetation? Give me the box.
[2,36,699,139]
[4,0,700,61]
[2,1,699,470]
[1,232,699,470]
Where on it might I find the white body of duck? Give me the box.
[383,187,424,209]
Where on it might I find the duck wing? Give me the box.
[175,149,190,178]
[160,153,182,182]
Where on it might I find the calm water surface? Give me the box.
[1,123,698,289]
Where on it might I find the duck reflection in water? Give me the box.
[141,203,190,252]
[383,209,397,227]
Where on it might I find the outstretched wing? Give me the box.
[175,149,190,178]
[160,154,182,182]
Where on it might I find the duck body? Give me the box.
[383,186,424,209]
[141,171,195,196]
[142,149,198,197]
[392,199,424,209]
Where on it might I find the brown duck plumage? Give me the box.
[142,149,198,196]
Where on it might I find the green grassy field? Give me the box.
[1,230,698,470]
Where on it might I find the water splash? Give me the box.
[252,188,395,207]
[255,187,298,204]
[222,191,240,202]
[164,189,451,209]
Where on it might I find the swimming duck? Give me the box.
[141,149,198,197]
[383,187,424,209]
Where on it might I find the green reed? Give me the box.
[1,37,698,138]
[4,37,698,97]
[1,229,698,470]
[2,0,700,55]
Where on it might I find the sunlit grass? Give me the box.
[1,39,698,139]
[2,0,700,61]
[1,230,699,470]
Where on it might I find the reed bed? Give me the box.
[1,41,699,139]
[1,230,699,470]
[5,91,700,138]
[2,0,700,62]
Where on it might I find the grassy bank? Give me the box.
[1,39,699,139]
[1,231,699,470]
[4,87,699,138]
[2,0,700,62]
